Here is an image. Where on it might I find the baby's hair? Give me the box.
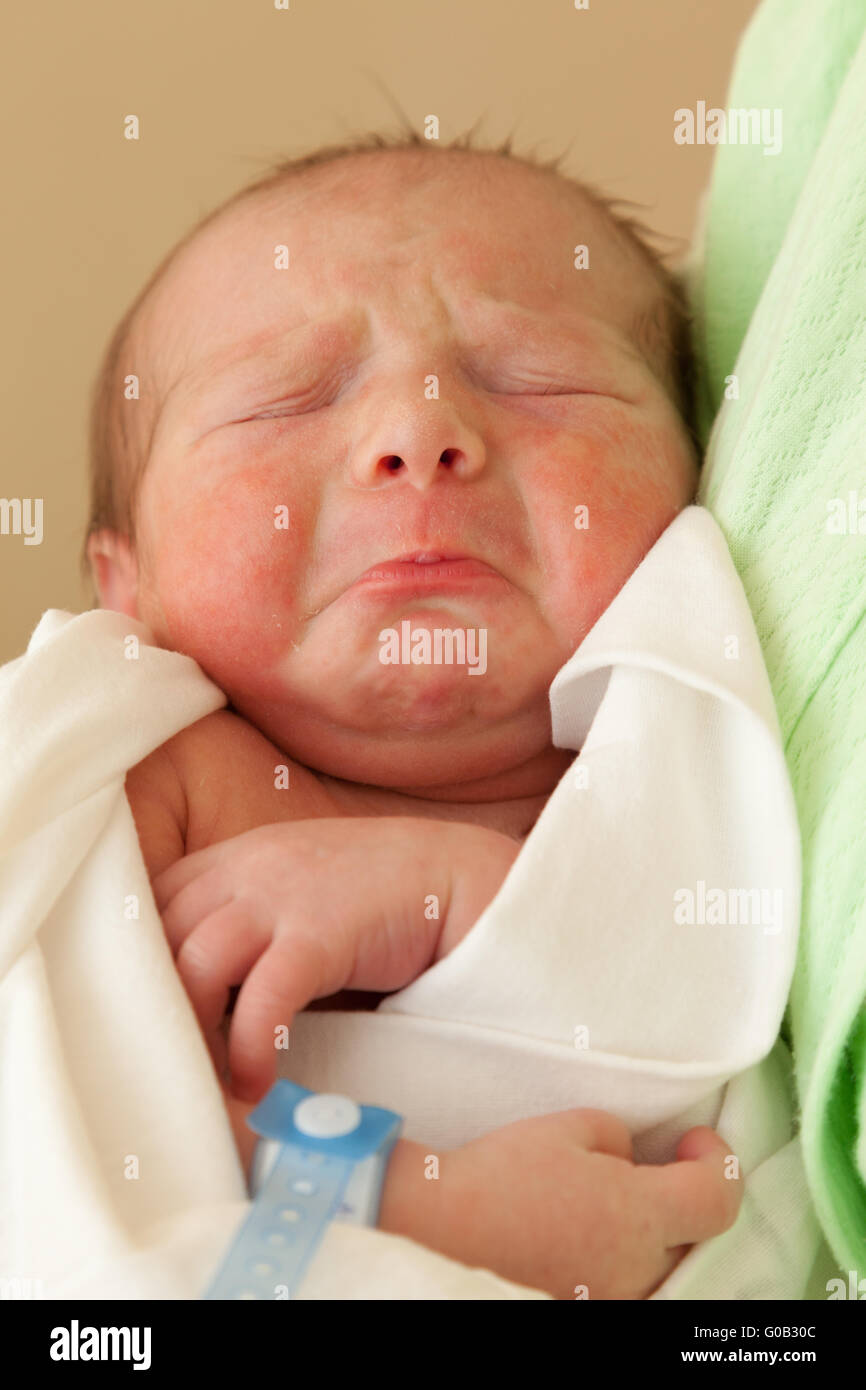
[82,125,696,586]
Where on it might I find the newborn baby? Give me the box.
[85,138,740,1299]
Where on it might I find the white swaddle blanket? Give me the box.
[0,504,821,1300]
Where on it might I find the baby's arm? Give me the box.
[130,735,741,1299]
[223,1083,741,1301]
[153,815,520,1101]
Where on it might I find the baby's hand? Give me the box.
[153,817,519,1102]
[398,1110,742,1300]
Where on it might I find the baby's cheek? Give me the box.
[524,418,689,645]
[149,471,310,675]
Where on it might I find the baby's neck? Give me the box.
[316,744,575,842]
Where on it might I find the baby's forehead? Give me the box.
[137,152,656,403]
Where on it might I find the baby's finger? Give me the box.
[152,842,227,914]
[228,932,333,1103]
[176,900,270,1037]
[638,1127,742,1249]
[566,1109,634,1162]
[158,871,235,956]
[207,1024,229,1084]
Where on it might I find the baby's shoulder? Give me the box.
[161,705,281,780]
[126,708,341,878]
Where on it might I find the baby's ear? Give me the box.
[86,529,140,618]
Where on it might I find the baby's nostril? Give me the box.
[383,456,403,471]
[439,449,457,467]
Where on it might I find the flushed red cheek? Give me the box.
[148,474,309,676]
[520,425,684,645]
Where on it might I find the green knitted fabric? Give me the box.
[686,0,866,1276]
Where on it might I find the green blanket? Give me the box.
[687,0,866,1285]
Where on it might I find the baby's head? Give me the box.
[86,134,699,799]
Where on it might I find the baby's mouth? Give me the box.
[351,551,503,590]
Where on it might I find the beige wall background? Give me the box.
[1,0,759,665]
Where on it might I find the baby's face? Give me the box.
[130,152,697,795]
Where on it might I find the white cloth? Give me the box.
[0,504,820,1300]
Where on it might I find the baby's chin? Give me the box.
[298,615,560,728]
[226,647,560,789]
[253,657,539,741]
[342,661,501,737]
[270,709,553,793]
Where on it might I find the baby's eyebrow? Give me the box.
[171,297,640,419]
[182,312,369,398]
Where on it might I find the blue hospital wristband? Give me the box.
[204,1081,402,1300]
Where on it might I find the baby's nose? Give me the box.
[349,400,486,490]
[378,446,466,486]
